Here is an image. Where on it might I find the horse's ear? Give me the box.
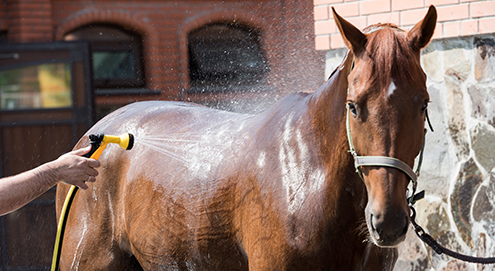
[407,5,437,51]
[332,7,367,55]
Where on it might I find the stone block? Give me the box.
[467,84,495,129]
[450,158,483,249]
[416,197,451,238]
[441,260,474,271]
[395,226,431,270]
[442,39,472,82]
[470,123,495,172]
[445,75,470,160]
[429,231,465,269]
[473,172,495,223]
[422,46,444,82]
[419,83,453,200]
[474,36,495,82]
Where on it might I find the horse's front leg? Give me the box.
[244,239,289,271]
[237,201,290,271]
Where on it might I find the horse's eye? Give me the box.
[347,102,358,117]
[421,101,428,114]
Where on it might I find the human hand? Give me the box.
[52,146,101,190]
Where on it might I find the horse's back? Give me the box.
[91,100,250,135]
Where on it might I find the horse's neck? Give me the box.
[309,51,354,166]
[311,51,353,127]
[307,51,367,216]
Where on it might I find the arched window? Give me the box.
[64,24,144,92]
[188,23,269,93]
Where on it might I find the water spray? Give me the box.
[51,133,134,271]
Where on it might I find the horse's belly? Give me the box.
[123,172,245,269]
[127,211,248,270]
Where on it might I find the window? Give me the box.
[64,25,144,91]
[0,63,72,110]
[188,23,269,93]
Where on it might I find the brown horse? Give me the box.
[56,6,437,270]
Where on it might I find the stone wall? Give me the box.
[325,34,495,271]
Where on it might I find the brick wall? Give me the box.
[1,0,325,112]
[2,0,53,43]
[314,0,495,50]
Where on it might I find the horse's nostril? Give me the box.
[369,213,384,240]
[370,213,384,233]
[369,211,409,245]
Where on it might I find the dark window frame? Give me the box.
[187,23,269,93]
[64,24,145,92]
[91,40,144,89]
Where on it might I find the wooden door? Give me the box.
[0,42,93,270]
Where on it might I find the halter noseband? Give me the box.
[345,103,429,205]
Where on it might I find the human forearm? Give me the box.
[0,162,60,215]
[0,147,100,215]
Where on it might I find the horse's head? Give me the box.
[332,6,437,247]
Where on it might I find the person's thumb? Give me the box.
[71,146,92,156]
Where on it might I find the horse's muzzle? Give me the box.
[368,209,409,247]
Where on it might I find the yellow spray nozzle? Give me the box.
[84,133,134,159]
[102,133,134,150]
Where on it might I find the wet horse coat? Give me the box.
[56,7,437,270]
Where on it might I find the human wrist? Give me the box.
[32,160,62,187]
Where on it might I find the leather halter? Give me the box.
[345,102,429,205]
[344,25,429,204]
[343,25,431,205]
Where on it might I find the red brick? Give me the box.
[315,20,336,35]
[392,0,424,11]
[443,21,460,38]
[461,20,478,36]
[368,12,400,26]
[332,3,359,17]
[471,1,495,18]
[87,10,95,21]
[330,33,345,49]
[314,5,329,21]
[315,35,330,50]
[6,9,34,18]
[432,23,443,39]
[347,16,367,30]
[360,0,391,15]
[16,18,48,26]
[425,0,459,6]
[436,4,469,22]
[29,10,51,18]
[16,2,47,11]
[400,8,429,26]
[479,17,495,34]
[314,0,343,4]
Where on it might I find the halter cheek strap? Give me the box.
[346,104,427,205]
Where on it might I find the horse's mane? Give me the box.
[362,23,419,94]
